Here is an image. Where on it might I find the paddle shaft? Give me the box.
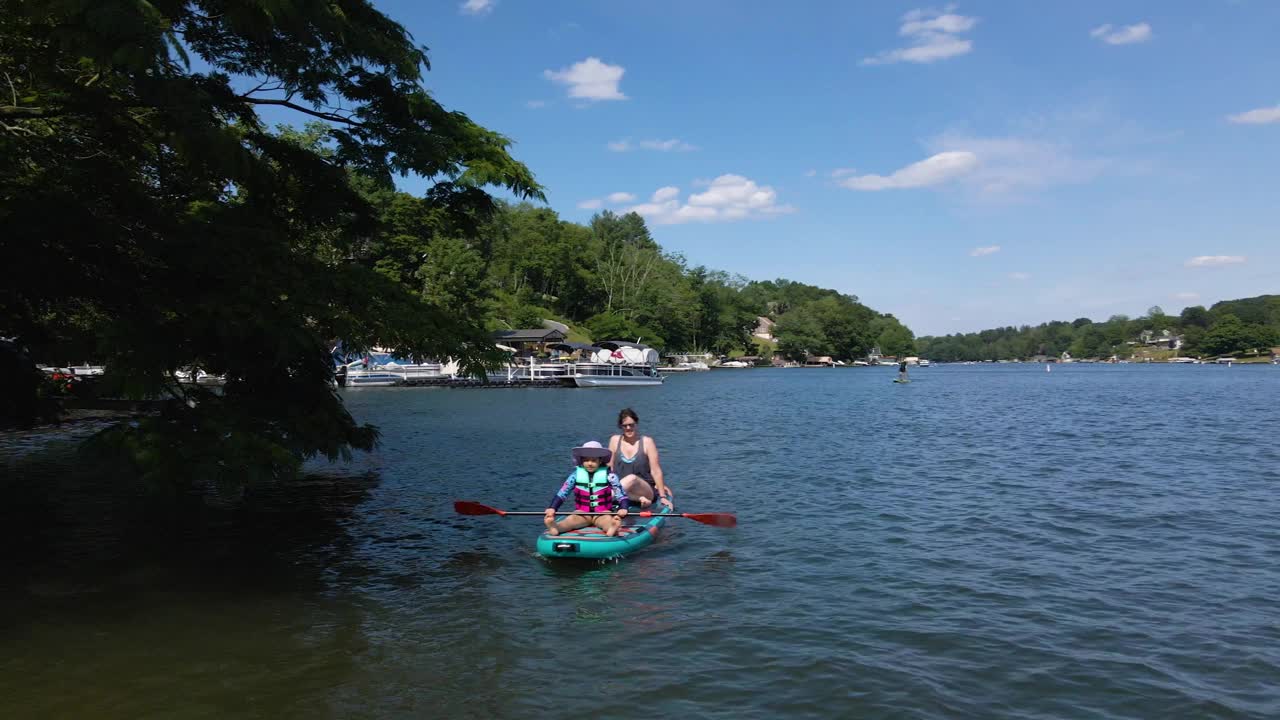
[453,500,736,527]
[495,510,652,516]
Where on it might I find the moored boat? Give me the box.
[572,341,664,387]
[536,503,673,560]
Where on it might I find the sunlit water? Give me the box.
[3,365,1279,718]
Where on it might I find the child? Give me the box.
[544,441,629,537]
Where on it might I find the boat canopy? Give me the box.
[588,343,660,366]
[596,340,655,351]
[547,342,599,352]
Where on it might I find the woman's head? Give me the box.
[617,408,639,435]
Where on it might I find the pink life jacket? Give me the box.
[572,466,615,512]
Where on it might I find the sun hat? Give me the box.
[571,440,612,464]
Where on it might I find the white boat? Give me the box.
[918,359,930,367]
[338,350,446,387]
[574,363,665,386]
[573,342,664,387]
[717,360,751,368]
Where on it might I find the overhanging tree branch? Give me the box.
[237,97,367,128]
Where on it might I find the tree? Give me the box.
[774,307,828,361]
[1179,305,1211,329]
[871,315,915,358]
[1200,315,1251,357]
[1,1,540,482]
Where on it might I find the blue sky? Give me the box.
[367,0,1278,335]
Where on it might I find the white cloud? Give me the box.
[610,138,697,152]
[1173,292,1201,301]
[577,198,603,210]
[1185,255,1246,268]
[606,192,636,204]
[840,151,978,190]
[624,175,795,225]
[525,100,546,109]
[1227,105,1280,125]
[927,133,1108,198]
[862,7,978,65]
[460,0,494,16]
[544,57,627,102]
[638,138,697,152]
[830,167,857,177]
[651,186,680,202]
[1008,272,1031,281]
[1090,23,1152,45]
[970,245,1001,257]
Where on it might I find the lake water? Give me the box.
[3,365,1279,718]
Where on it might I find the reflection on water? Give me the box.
[3,365,1280,718]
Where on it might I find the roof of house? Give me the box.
[492,328,566,343]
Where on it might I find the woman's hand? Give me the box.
[637,495,652,508]
[616,508,628,519]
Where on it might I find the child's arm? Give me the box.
[547,474,575,511]
[609,473,629,511]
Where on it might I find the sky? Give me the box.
[364,0,1278,335]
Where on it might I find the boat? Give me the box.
[536,503,673,560]
[918,359,930,367]
[572,341,664,387]
[337,350,446,387]
[716,360,751,369]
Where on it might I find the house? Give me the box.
[867,346,883,364]
[491,328,567,355]
[804,355,835,367]
[753,316,775,342]
[1139,328,1184,350]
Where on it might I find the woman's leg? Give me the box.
[620,474,655,507]
[546,512,591,536]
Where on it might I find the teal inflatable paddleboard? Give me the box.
[536,503,672,560]
[893,378,911,384]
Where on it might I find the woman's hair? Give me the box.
[617,407,639,426]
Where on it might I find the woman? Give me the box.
[608,408,673,509]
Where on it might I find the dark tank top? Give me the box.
[612,435,652,485]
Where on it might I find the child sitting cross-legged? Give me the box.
[544,441,629,537]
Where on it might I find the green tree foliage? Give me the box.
[1,1,540,480]
[918,295,1280,361]
[1179,305,1211,329]
[1198,314,1278,357]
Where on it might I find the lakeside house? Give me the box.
[491,328,567,356]
[1137,329,1184,350]
[804,355,835,367]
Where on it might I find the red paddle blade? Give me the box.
[454,501,504,516]
[682,513,737,528]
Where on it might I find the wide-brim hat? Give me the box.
[572,440,612,464]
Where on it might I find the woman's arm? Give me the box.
[647,438,672,500]
[607,435,620,474]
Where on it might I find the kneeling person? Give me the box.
[544,441,629,537]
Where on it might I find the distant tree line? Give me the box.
[421,200,915,362]
[916,296,1280,361]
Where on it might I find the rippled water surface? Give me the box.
[3,365,1279,718]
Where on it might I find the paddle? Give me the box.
[453,501,737,528]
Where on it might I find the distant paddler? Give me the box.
[897,360,909,383]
